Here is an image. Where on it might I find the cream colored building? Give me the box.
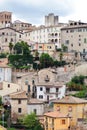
[25,24,65,49]
[0,81,21,100]
[0,27,24,52]
[10,91,27,116]
[11,20,32,31]
[31,42,55,56]
[61,20,87,56]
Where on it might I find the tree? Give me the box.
[9,42,14,54]
[59,52,63,61]
[8,41,33,68]
[23,113,43,130]
[40,53,53,68]
[62,44,68,52]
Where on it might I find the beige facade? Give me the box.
[0,11,12,28]
[61,21,87,54]
[10,91,27,116]
[0,27,23,52]
[11,20,32,31]
[31,42,55,56]
[0,81,21,99]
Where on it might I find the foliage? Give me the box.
[40,53,53,68]
[62,44,68,52]
[67,75,86,91]
[72,90,87,98]
[59,52,63,61]
[8,41,33,68]
[0,53,7,58]
[9,42,14,54]
[0,96,2,106]
[14,41,30,55]
[23,113,43,130]
[71,75,85,85]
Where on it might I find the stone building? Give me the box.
[10,91,27,116]
[0,27,23,52]
[61,20,87,59]
[45,13,59,27]
[0,11,12,28]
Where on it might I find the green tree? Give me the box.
[62,44,68,52]
[59,52,63,61]
[40,53,53,68]
[9,42,14,54]
[23,113,43,130]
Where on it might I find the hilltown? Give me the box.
[0,11,87,130]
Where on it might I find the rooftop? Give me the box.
[53,96,87,104]
[10,91,27,99]
[44,111,71,118]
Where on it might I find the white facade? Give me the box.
[0,66,12,82]
[27,99,44,115]
[25,25,65,48]
[36,84,66,102]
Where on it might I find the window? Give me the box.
[84,38,87,43]
[40,87,43,91]
[39,95,43,99]
[39,46,42,48]
[71,44,73,47]
[56,88,59,92]
[5,38,7,42]
[66,30,68,33]
[57,106,60,111]
[46,88,50,93]
[8,84,10,88]
[68,106,72,112]
[65,40,69,44]
[2,32,5,35]
[11,38,13,42]
[18,108,22,113]
[34,109,37,114]
[19,35,21,38]
[18,99,21,104]
[62,119,65,124]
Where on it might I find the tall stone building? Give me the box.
[0,11,12,28]
[45,13,59,26]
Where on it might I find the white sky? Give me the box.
[0,0,87,25]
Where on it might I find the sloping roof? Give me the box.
[53,96,87,104]
[10,91,27,99]
[44,111,71,118]
[28,98,44,104]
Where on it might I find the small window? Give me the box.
[18,99,21,104]
[40,87,43,91]
[68,106,72,112]
[39,95,43,99]
[18,108,22,113]
[5,38,7,42]
[8,84,10,88]
[57,106,60,111]
[34,109,37,114]
[62,119,65,124]
[56,88,59,92]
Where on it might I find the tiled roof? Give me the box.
[28,98,44,104]
[44,111,71,118]
[10,91,27,99]
[53,96,87,104]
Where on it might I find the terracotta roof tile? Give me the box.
[44,111,71,118]
[10,91,27,99]
[53,96,87,104]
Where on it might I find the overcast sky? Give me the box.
[0,0,87,26]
